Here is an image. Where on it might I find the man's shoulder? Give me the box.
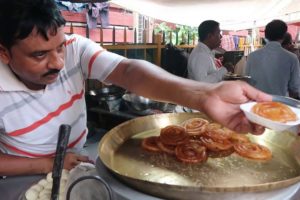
[189,45,211,59]
[64,34,92,46]
[65,33,82,39]
[247,48,266,59]
[250,47,264,54]
[188,51,211,67]
[281,48,299,61]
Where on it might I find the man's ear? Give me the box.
[0,44,10,64]
[207,32,214,40]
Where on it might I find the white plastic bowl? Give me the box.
[240,102,300,132]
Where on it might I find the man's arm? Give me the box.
[203,67,227,83]
[0,153,52,176]
[288,58,300,100]
[105,59,272,134]
[289,91,299,100]
[189,54,227,83]
[0,152,90,176]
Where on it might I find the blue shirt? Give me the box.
[245,41,300,97]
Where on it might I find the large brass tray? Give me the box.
[98,113,300,199]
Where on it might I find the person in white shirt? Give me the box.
[188,20,230,83]
[234,56,247,76]
[0,1,271,177]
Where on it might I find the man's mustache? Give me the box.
[42,69,61,77]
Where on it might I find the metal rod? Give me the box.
[50,124,71,200]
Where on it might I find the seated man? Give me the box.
[187,20,230,83]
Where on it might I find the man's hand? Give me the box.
[106,59,272,135]
[223,62,235,73]
[63,152,91,170]
[214,57,223,68]
[199,81,272,134]
[42,152,91,174]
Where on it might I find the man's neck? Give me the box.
[202,41,213,50]
[10,69,46,91]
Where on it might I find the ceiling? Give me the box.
[111,0,300,30]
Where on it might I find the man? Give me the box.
[246,20,300,99]
[282,32,300,62]
[0,0,271,176]
[188,20,231,83]
[282,32,294,52]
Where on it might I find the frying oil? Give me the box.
[112,129,300,188]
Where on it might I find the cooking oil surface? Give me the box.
[111,129,300,188]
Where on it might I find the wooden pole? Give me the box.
[152,30,155,44]
[70,23,74,34]
[124,27,127,57]
[143,29,147,60]
[124,27,127,44]
[86,25,89,38]
[100,27,103,46]
[112,26,116,45]
[154,34,162,67]
[134,28,137,44]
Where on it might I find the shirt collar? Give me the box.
[0,61,40,92]
[265,41,282,48]
[198,42,214,56]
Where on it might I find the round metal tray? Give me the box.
[98,113,300,199]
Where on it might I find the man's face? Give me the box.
[209,27,222,49]
[2,26,66,90]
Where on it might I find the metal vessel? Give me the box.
[98,113,300,199]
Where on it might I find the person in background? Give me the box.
[235,38,268,76]
[0,0,271,177]
[187,20,232,83]
[245,19,300,99]
[282,32,300,62]
[234,56,247,76]
[282,32,295,51]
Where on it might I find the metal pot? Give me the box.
[222,73,251,82]
[98,113,300,200]
[122,93,169,113]
[87,86,125,112]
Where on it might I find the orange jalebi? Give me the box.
[229,132,250,144]
[141,136,161,152]
[141,117,273,164]
[182,118,209,136]
[199,136,233,152]
[160,125,189,145]
[234,142,272,161]
[252,102,297,123]
[156,137,176,155]
[175,140,207,163]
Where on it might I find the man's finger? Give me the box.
[77,155,90,162]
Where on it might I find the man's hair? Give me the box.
[282,32,292,46]
[198,20,219,42]
[0,0,66,49]
[265,20,287,41]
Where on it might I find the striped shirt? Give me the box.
[0,34,125,158]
